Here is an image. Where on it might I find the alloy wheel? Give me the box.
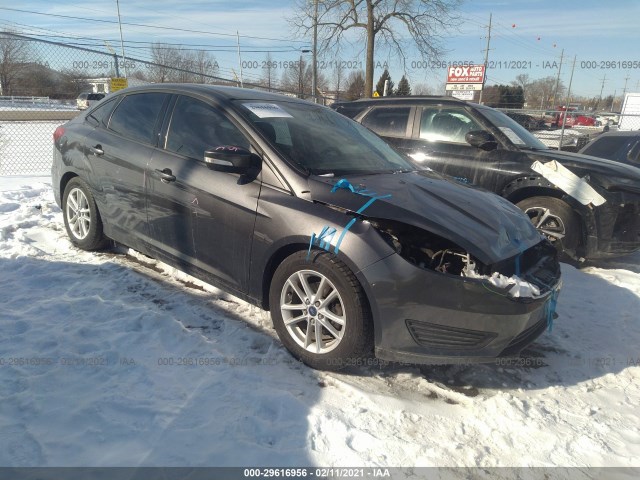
[523,206,566,243]
[65,187,92,240]
[280,270,346,354]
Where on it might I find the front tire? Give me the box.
[517,196,581,258]
[269,251,373,371]
[62,177,108,250]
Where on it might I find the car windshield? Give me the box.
[234,100,416,175]
[477,107,549,150]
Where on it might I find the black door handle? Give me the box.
[155,168,176,183]
[90,144,104,156]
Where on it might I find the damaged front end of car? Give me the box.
[369,218,560,299]
[356,218,561,365]
[308,173,562,365]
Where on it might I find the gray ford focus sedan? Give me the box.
[52,84,561,370]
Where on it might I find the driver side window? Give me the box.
[165,96,250,160]
[419,108,482,144]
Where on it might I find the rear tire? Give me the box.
[517,196,581,258]
[62,177,108,250]
[269,251,373,371]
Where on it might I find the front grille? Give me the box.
[500,317,547,357]
[406,319,497,350]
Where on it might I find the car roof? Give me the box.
[332,96,469,107]
[111,83,313,105]
[593,130,640,138]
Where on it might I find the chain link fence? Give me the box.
[496,107,640,153]
[0,32,330,175]
[2,32,640,175]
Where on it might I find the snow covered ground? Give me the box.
[1,175,639,469]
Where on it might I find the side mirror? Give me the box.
[465,130,498,151]
[204,145,253,172]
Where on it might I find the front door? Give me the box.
[147,94,261,292]
[405,106,502,190]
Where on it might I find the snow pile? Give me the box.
[1,176,640,468]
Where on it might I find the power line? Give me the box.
[0,7,307,44]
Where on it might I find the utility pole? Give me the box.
[104,41,119,78]
[236,31,244,88]
[560,55,577,147]
[622,75,630,99]
[551,49,564,108]
[478,13,492,104]
[115,0,127,78]
[610,90,616,111]
[312,0,318,103]
[597,74,607,110]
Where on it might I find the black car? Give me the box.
[332,97,640,261]
[579,130,640,167]
[52,85,561,370]
[504,111,547,132]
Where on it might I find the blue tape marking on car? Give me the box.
[331,179,392,254]
[512,238,524,277]
[331,178,390,199]
[308,179,392,258]
[307,225,337,260]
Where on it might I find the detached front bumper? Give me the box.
[358,251,561,365]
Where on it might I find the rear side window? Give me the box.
[109,93,168,145]
[165,95,249,160]
[87,97,118,127]
[361,107,411,137]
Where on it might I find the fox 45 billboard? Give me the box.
[446,65,486,84]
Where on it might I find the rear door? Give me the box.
[147,94,261,292]
[358,105,416,154]
[83,92,170,250]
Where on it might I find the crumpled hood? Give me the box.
[309,171,542,265]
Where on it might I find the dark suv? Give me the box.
[332,97,640,261]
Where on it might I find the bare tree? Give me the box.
[527,76,565,110]
[147,43,218,84]
[281,58,328,98]
[332,61,346,101]
[290,0,462,98]
[0,31,36,95]
[413,83,433,95]
[148,43,179,83]
[511,73,531,91]
[191,50,219,84]
[281,58,310,98]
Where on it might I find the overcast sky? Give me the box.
[3,1,639,98]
